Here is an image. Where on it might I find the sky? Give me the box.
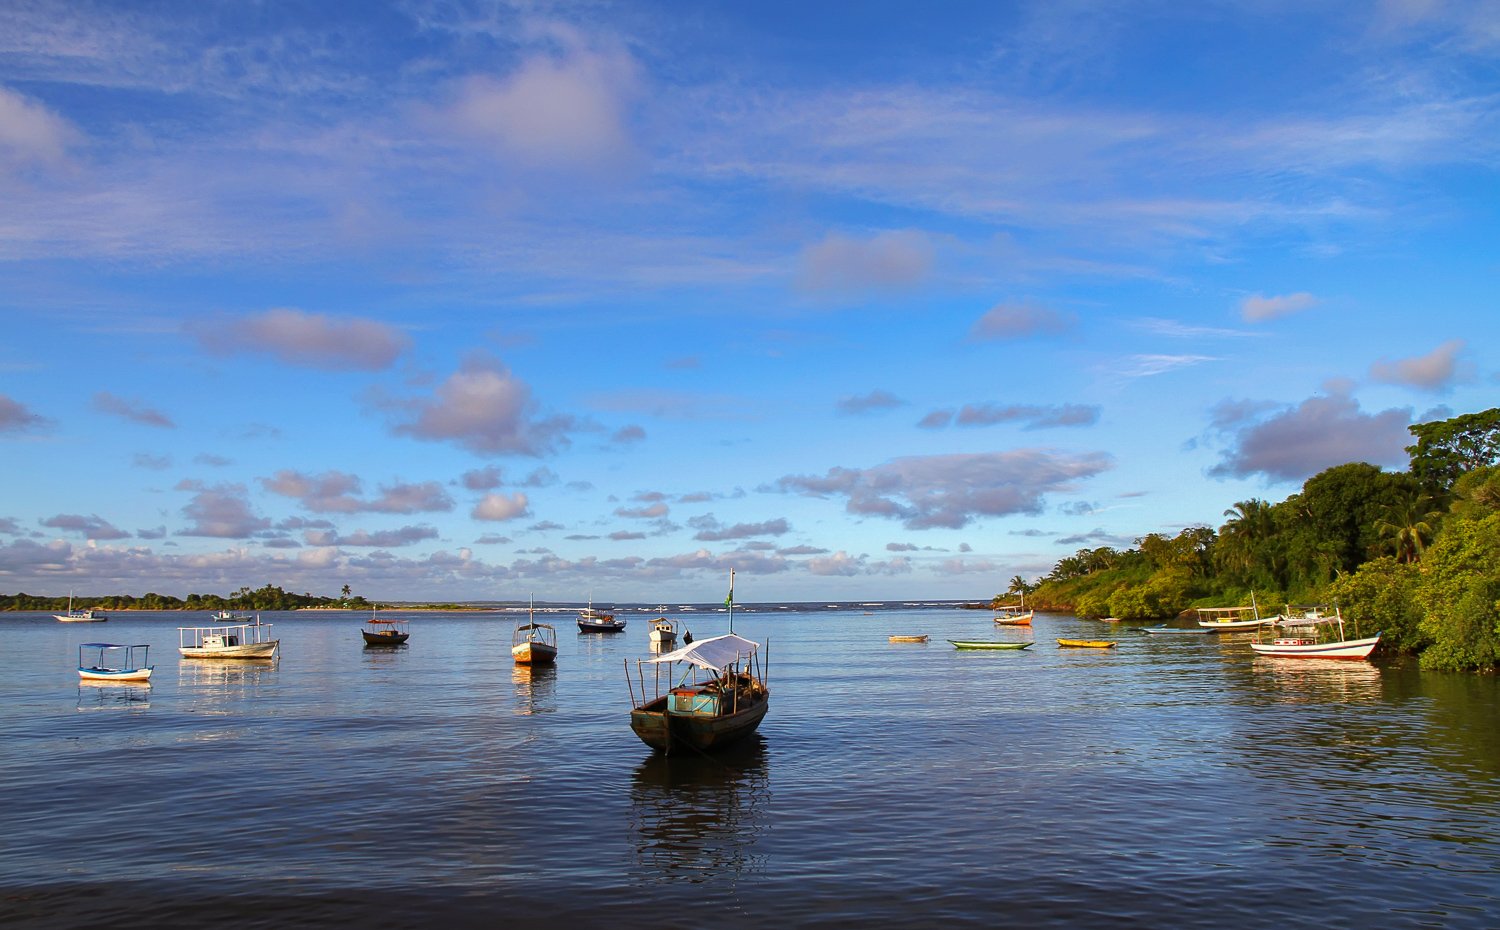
[2,1,1497,604]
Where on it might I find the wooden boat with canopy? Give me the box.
[362,611,410,646]
[992,594,1033,626]
[513,598,558,665]
[1195,600,1272,630]
[179,615,280,659]
[78,643,153,681]
[627,633,769,754]
[1250,608,1380,660]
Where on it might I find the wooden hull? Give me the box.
[888,635,929,643]
[78,666,153,681]
[948,640,1033,650]
[179,641,280,659]
[1197,619,1272,629]
[362,631,410,645]
[512,642,557,665]
[630,693,769,753]
[1057,639,1116,648]
[1250,634,1380,660]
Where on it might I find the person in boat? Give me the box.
[682,629,693,645]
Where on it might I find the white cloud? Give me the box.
[0,85,78,172]
[969,302,1074,341]
[797,230,935,295]
[472,492,531,522]
[384,354,573,456]
[1369,339,1467,392]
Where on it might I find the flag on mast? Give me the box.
[724,568,735,607]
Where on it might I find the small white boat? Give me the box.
[993,594,1033,626]
[514,598,558,665]
[1195,604,1272,630]
[78,643,153,681]
[56,593,108,623]
[1251,608,1380,660]
[179,615,280,659]
[649,615,677,646]
[578,598,626,633]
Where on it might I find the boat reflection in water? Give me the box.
[177,657,277,711]
[628,736,770,885]
[76,679,151,712]
[1254,656,1383,705]
[512,663,557,715]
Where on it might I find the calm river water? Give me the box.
[2,606,1497,929]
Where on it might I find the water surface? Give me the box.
[2,607,1497,928]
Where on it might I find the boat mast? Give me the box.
[726,567,735,634]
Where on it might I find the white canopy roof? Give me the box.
[646,632,760,670]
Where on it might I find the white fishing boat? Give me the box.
[648,614,677,646]
[993,593,1033,626]
[1195,602,1272,630]
[514,598,558,665]
[179,615,280,659]
[77,643,153,681]
[55,593,108,623]
[1250,608,1380,660]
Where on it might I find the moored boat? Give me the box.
[55,593,107,623]
[948,640,1033,650]
[1057,638,1117,648]
[77,643,153,681]
[992,594,1033,625]
[627,633,769,754]
[514,599,558,665]
[362,611,410,646]
[578,599,626,633]
[648,615,677,646]
[1250,608,1380,660]
[179,615,280,659]
[1195,604,1272,630]
[889,634,929,643]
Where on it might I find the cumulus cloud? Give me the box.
[0,85,79,172]
[472,492,531,522]
[774,449,1113,529]
[188,308,409,371]
[39,513,131,540]
[1369,339,1467,392]
[382,354,572,455]
[1209,388,1412,483]
[797,230,935,295]
[807,550,863,576]
[969,302,1074,341]
[178,483,272,538]
[92,392,175,428]
[1240,292,1318,322]
[689,515,791,541]
[836,390,904,416]
[0,394,49,433]
[434,43,640,171]
[920,403,1100,430]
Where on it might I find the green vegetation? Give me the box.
[1,583,371,613]
[1022,407,1500,672]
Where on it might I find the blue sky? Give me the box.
[2,1,1497,603]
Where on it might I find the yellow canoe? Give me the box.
[1057,638,1117,649]
[888,634,929,643]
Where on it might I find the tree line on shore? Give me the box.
[0,583,371,613]
[1002,408,1500,673]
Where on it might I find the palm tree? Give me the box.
[1375,497,1441,564]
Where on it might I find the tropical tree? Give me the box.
[1407,407,1500,495]
[1374,495,1442,564]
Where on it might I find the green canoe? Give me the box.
[948,640,1034,650]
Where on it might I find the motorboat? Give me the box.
[627,633,769,753]
[179,615,280,659]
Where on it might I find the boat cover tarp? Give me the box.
[646,633,759,670]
